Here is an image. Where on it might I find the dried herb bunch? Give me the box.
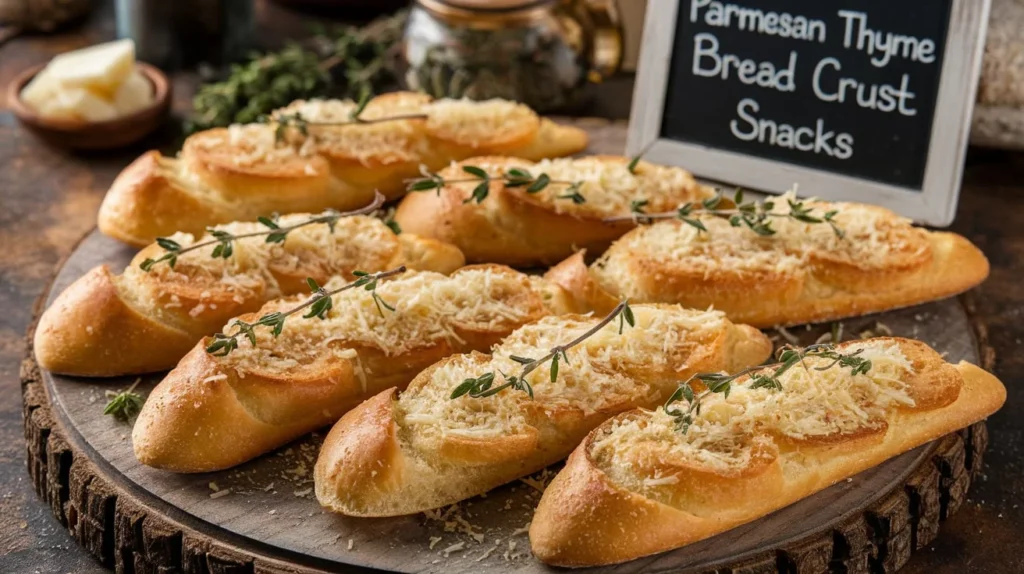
[139,192,386,271]
[664,344,873,434]
[188,10,407,132]
[408,165,586,205]
[206,266,407,357]
[450,300,635,400]
[104,380,144,422]
[607,189,845,238]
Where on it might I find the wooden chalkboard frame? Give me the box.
[626,0,991,226]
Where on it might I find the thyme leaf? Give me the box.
[104,380,144,423]
[204,266,407,357]
[604,189,846,238]
[663,344,872,433]
[450,300,635,400]
[407,165,585,205]
[140,192,386,271]
[265,108,429,143]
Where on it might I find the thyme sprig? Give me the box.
[664,343,873,433]
[205,266,407,357]
[408,165,586,205]
[267,92,428,142]
[139,191,386,271]
[450,300,636,400]
[606,189,845,238]
[104,380,144,422]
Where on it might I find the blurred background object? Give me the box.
[972,0,1024,149]
[402,0,622,112]
[615,0,644,71]
[0,0,94,45]
[115,0,254,69]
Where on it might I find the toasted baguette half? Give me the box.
[545,194,989,327]
[34,216,464,377]
[530,337,1006,567]
[98,93,588,246]
[395,156,716,266]
[313,305,771,516]
[133,266,577,472]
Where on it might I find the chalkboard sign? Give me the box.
[627,0,991,225]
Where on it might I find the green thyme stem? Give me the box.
[140,191,387,271]
[274,112,429,128]
[663,343,871,433]
[415,177,580,186]
[603,190,845,238]
[408,165,585,205]
[450,299,635,400]
[205,265,407,357]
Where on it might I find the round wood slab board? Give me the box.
[20,121,992,573]
[22,230,991,574]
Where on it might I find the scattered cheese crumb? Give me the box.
[442,541,465,557]
[475,546,498,562]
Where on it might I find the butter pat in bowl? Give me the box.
[8,39,171,150]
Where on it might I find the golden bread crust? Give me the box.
[132,267,575,472]
[529,338,1006,566]
[98,93,587,245]
[549,199,989,327]
[35,217,465,377]
[313,305,772,517]
[33,266,197,377]
[393,156,715,266]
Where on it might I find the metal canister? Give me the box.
[115,0,254,69]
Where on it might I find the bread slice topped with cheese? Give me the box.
[395,155,716,266]
[313,304,771,517]
[529,337,1007,567]
[132,265,577,473]
[34,215,464,377]
[545,193,989,327]
[98,92,588,246]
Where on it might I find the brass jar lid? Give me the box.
[416,0,554,25]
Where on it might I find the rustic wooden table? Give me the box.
[1,2,1022,573]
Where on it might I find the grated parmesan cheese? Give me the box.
[590,340,922,499]
[396,305,731,450]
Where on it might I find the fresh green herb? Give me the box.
[627,155,641,174]
[205,266,407,357]
[265,106,429,144]
[140,192,386,271]
[664,344,872,433]
[626,140,657,174]
[450,300,635,400]
[605,189,845,238]
[407,165,584,205]
[384,216,402,235]
[104,380,144,423]
[188,11,407,132]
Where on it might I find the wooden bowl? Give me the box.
[6,62,171,150]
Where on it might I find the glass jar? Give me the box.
[402,0,622,113]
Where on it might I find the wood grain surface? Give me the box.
[1,2,1024,574]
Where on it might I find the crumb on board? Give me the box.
[442,541,465,557]
[209,489,231,500]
